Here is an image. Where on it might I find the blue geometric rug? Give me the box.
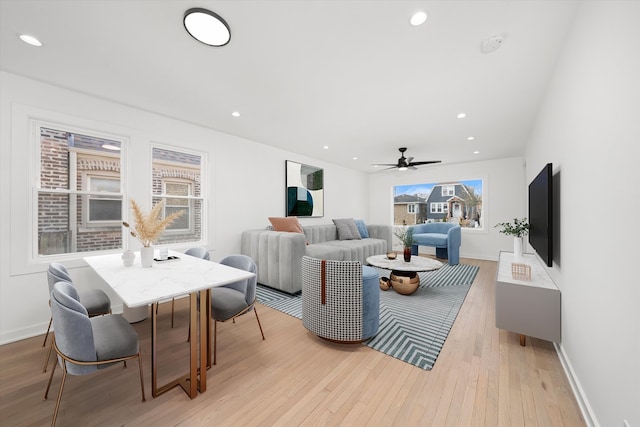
[256,263,479,370]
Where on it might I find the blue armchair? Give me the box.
[409,222,461,265]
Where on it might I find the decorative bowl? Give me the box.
[386,252,397,260]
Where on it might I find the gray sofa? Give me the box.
[241,223,392,294]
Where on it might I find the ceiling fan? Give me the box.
[374,147,441,171]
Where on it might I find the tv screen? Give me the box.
[528,163,553,266]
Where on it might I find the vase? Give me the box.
[121,250,135,267]
[140,246,154,267]
[403,247,412,262]
[513,237,523,258]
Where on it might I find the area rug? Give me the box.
[256,263,479,370]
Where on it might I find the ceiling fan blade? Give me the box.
[408,166,418,170]
[371,163,399,167]
[379,166,399,171]
[408,160,441,166]
[406,156,414,163]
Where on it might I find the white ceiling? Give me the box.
[0,0,579,173]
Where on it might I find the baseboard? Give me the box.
[554,342,599,427]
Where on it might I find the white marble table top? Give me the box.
[84,250,255,308]
[367,254,443,272]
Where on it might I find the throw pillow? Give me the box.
[332,218,362,240]
[268,216,303,233]
[354,219,369,238]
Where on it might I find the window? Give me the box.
[36,125,124,256]
[151,146,205,245]
[442,185,455,196]
[430,203,448,213]
[394,179,484,229]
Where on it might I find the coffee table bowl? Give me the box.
[390,273,420,295]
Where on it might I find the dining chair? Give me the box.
[210,254,265,365]
[44,281,145,426]
[165,247,210,328]
[42,263,111,372]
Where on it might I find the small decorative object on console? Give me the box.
[386,252,397,260]
[511,262,531,281]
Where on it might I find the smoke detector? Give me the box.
[481,34,505,53]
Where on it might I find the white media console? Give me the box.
[495,251,560,345]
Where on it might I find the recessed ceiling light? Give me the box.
[457,113,466,119]
[410,11,428,26]
[19,34,42,47]
[467,136,475,141]
[353,157,358,160]
[184,8,231,47]
[474,151,480,154]
[323,145,329,150]
[231,111,240,117]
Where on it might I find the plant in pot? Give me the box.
[122,199,183,267]
[394,226,416,262]
[494,218,529,257]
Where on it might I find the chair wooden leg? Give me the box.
[43,354,57,400]
[137,353,146,402]
[51,364,68,427]
[43,337,54,373]
[213,319,218,365]
[254,307,265,340]
[42,317,53,347]
[171,298,175,328]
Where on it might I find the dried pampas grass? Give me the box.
[123,199,184,247]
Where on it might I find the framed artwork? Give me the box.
[286,160,324,217]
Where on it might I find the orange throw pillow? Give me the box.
[268,216,303,233]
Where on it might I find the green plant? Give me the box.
[494,218,529,237]
[394,226,415,248]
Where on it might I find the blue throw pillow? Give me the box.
[354,219,369,238]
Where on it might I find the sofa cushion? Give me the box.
[269,216,303,233]
[332,218,361,240]
[354,219,369,238]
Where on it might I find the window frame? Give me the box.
[32,119,127,261]
[162,178,193,233]
[150,144,206,246]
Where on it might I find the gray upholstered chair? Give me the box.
[42,262,111,372]
[210,254,265,365]
[167,247,211,328]
[301,256,380,342]
[44,281,145,426]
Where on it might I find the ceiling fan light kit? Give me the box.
[374,147,441,171]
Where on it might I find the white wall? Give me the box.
[524,2,640,426]
[368,157,527,260]
[0,71,370,344]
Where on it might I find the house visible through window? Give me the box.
[36,125,124,256]
[151,146,205,245]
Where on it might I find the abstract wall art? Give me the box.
[285,160,324,217]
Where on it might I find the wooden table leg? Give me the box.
[151,294,199,399]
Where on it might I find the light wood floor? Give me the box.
[0,258,585,426]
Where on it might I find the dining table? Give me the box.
[83,249,255,399]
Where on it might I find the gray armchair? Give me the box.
[210,255,265,365]
[44,281,145,426]
[43,262,111,372]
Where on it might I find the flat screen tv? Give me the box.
[528,163,553,266]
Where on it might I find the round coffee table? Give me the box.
[366,254,443,295]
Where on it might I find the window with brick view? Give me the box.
[37,126,123,255]
[151,146,204,245]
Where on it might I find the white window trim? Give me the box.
[31,118,128,263]
[80,172,122,230]
[441,185,455,196]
